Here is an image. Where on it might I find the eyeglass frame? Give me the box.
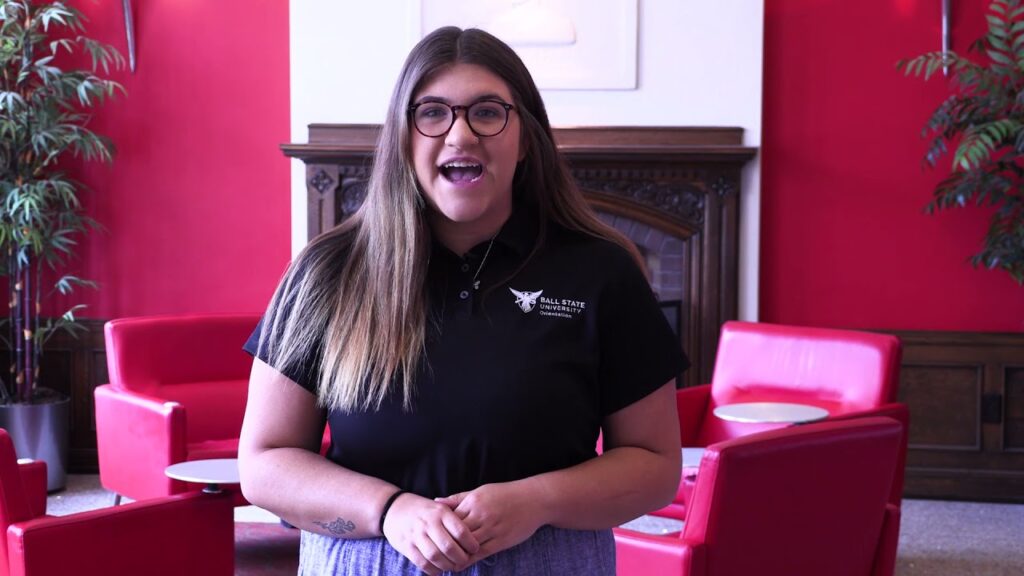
[407,99,516,138]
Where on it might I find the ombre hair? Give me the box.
[260,27,642,413]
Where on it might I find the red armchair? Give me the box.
[0,429,233,576]
[94,314,259,503]
[663,320,908,518]
[615,417,903,576]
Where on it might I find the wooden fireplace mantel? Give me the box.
[282,125,757,387]
[282,124,754,159]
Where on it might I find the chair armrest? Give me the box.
[827,403,909,504]
[828,403,907,426]
[613,527,703,576]
[94,384,188,499]
[648,502,687,521]
[871,502,901,576]
[676,385,710,446]
[16,461,47,517]
[6,492,234,576]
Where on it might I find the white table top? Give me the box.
[713,402,829,424]
[682,447,706,468]
[165,458,240,485]
[619,514,685,535]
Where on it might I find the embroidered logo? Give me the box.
[510,288,588,319]
[509,288,543,313]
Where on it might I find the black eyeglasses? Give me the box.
[408,99,515,138]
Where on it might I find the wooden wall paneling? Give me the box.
[55,320,105,473]
[900,364,981,450]
[894,330,1024,503]
[1006,367,1024,450]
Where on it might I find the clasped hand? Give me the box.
[382,482,545,575]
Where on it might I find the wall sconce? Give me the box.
[942,0,950,76]
[122,0,136,72]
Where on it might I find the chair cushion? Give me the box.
[187,438,240,461]
[711,321,900,411]
[105,315,259,392]
[159,380,248,443]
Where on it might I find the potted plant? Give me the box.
[898,0,1024,284]
[0,0,122,490]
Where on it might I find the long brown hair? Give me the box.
[260,27,642,413]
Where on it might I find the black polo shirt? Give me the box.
[245,207,688,499]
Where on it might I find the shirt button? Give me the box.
[460,263,470,272]
[458,290,470,300]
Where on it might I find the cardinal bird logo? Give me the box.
[509,288,543,313]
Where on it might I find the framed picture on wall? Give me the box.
[413,0,638,90]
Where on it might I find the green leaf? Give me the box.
[991,35,1011,51]
[988,14,1009,37]
[1011,30,1024,50]
[989,49,1014,65]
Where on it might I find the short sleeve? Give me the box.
[242,264,325,395]
[597,251,689,416]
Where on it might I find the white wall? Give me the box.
[289,0,763,320]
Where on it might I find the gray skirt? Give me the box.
[298,525,615,575]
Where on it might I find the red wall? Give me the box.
[761,0,1024,332]
[56,0,291,318]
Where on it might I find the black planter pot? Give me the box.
[0,393,70,491]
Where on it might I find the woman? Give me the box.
[239,26,686,576]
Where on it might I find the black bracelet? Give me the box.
[378,489,408,535]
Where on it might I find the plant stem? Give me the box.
[21,258,30,401]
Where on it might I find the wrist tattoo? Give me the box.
[313,517,356,535]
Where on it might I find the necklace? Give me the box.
[472,235,497,291]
